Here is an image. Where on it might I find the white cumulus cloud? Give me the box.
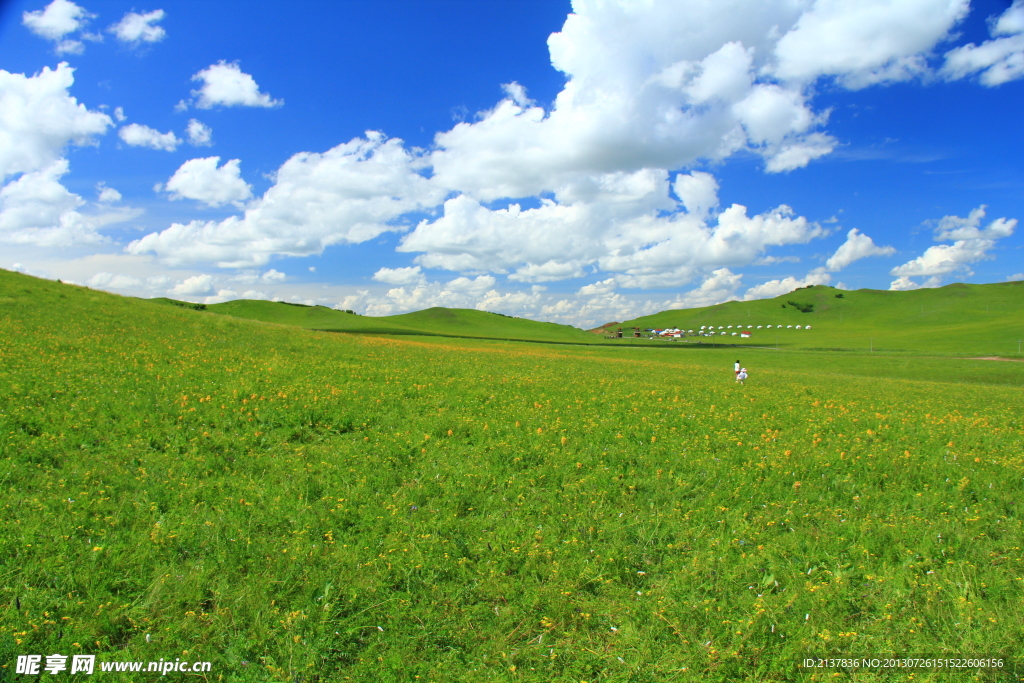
[171,274,215,295]
[743,270,832,300]
[86,271,142,289]
[667,268,744,309]
[772,0,969,88]
[889,205,1018,289]
[182,61,282,110]
[942,1,1024,86]
[118,123,180,151]
[373,266,425,286]
[109,9,166,44]
[0,63,112,179]
[162,157,252,207]
[427,0,971,198]
[673,171,719,220]
[823,228,896,272]
[96,182,121,203]
[22,0,95,54]
[186,119,213,146]
[0,159,104,246]
[128,132,445,267]
[400,171,824,290]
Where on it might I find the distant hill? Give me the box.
[614,282,1024,356]
[7,268,1021,355]
[196,299,602,345]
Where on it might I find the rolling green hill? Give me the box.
[195,299,602,345]
[618,281,1024,357]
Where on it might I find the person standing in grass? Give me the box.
[734,359,741,378]
[736,367,748,384]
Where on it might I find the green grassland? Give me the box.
[193,299,601,346]
[186,281,1024,359]
[2,270,1024,682]
[618,282,1024,357]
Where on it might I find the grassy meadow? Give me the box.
[2,270,1024,682]
[619,282,1024,357]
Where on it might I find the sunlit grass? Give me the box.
[2,270,1023,682]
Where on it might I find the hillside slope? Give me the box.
[617,282,1024,356]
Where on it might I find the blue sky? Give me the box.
[2,0,1022,327]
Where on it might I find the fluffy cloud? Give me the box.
[171,274,215,295]
[932,205,1016,241]
[942,1,1024,86]
[673,170,718,220]
[743,270,832,300]
[230,269,288,284]
[22,0,95,54]
[363,275,509,316]
[109,9,166,44]
[118,123,180,151]
[577,277,616,297]
[86,271,143,289]
[96,183,121,203]
[0,63,112,179]
[186,119,213,146]
[772,0,969,88]
[400,171,823,290]
[182,61,282,110]
[667,267,743,308]
[0,159,104,246]
[889,205,1018,289]
[373,266,425,286]
[822,228,896,272]
[428,0,972,199]
[161,157,253,207]
[128,132,445,267]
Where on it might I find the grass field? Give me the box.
[2,270,1023,682]
[618,282,1024,357]
[189,281,1024,359]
